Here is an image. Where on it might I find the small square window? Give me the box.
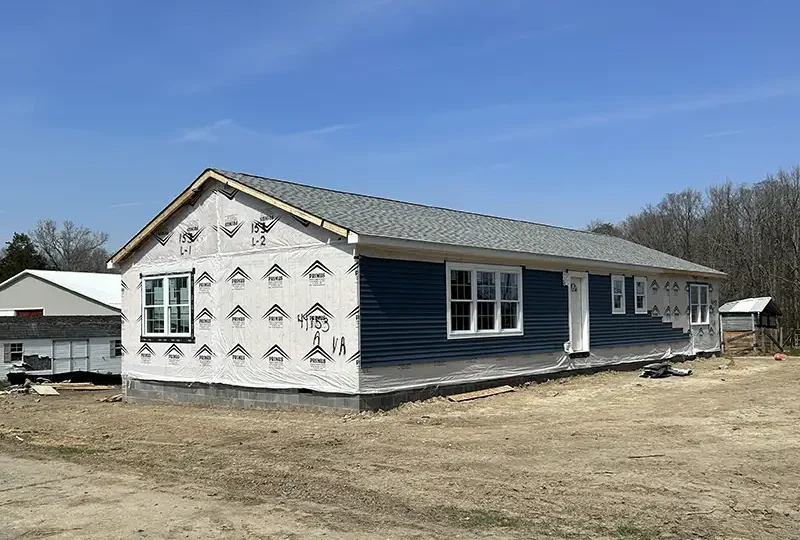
[142,273,194,339]
[3,343,23,363]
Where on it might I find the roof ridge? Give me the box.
[215,168,620,240]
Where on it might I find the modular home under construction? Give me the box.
[109,168,724,410]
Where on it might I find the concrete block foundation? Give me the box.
[123,354,706,412]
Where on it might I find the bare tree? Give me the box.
[30,220,111,272]
[608,166,800,331]
[585,220,624,237]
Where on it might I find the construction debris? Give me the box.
[100,394,123,402]
[50,383,118,391]
[448,385,515,402]
[30,385,60,396]
[0,380,120,397]
[639,363,692,379]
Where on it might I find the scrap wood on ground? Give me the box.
[447,385,515,402]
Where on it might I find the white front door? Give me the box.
[569,276,589,352]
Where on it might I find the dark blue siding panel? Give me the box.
[589,275,686,348]
[359,257,569,366]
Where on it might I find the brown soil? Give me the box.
[1,356,799,539]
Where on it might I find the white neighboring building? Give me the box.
[0,270,120,316]
[0,270,122,378]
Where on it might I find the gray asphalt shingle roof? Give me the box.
[0,316,120,341]
[216,169,723,276]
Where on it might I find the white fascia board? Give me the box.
[354,234,725,279]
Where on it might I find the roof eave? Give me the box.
[352,234,726,279]
[107,169,351,268]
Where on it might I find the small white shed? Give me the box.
[719,297,782,353]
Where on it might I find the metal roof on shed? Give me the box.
[719,297,781,315]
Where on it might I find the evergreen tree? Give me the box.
[0,233,49,282]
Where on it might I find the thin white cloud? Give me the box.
[492,79,800,141]
[177,0,420,93]
[287,123,359,137]
[173,119,233,143]
[702,129,744,139]
[108,201,148,209]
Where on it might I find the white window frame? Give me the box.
[141,272,193,339]
[3,343,23,363]
[633,276,648,315]
[110,339,123,358]
[689,283,709,325]
[446,262,523,339]
[611,275,626,315]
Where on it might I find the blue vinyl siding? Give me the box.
[359,257,568,366]
[359,257,688,367]
[589,275,686,348]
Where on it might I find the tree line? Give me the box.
[0,220,114,282]
[588,165,800,332]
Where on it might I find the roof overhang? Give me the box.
[107,169,351,268]
[350,234,727,279]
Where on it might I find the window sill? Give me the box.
[611,310,626,315]
[140,335,196,344]
[634,310,648,315]
[447,330,523,340]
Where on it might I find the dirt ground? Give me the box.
[1,357,799,540]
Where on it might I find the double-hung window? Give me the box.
[447,263,523,338]
[689,283,709,325]
[142,273,193,340]
[3,343,23,363]
[634,276,647,314]
[110,340,123,357]
[611,275,626,314]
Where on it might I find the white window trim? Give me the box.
[141,272,193,338]
[445,262,523,339]
[633,276,648,315]
[689,283,710,326]
[611,275,626,315]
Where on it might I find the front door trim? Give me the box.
[564,271,590,354]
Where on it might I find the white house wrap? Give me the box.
[120,181,359,394]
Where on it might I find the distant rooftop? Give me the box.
[0,270,121,310]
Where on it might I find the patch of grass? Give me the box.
[614,522,657,539]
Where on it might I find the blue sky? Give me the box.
[2,0,800,250]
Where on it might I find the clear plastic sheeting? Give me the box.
[360,340,695,394]
[120,181,360,394]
